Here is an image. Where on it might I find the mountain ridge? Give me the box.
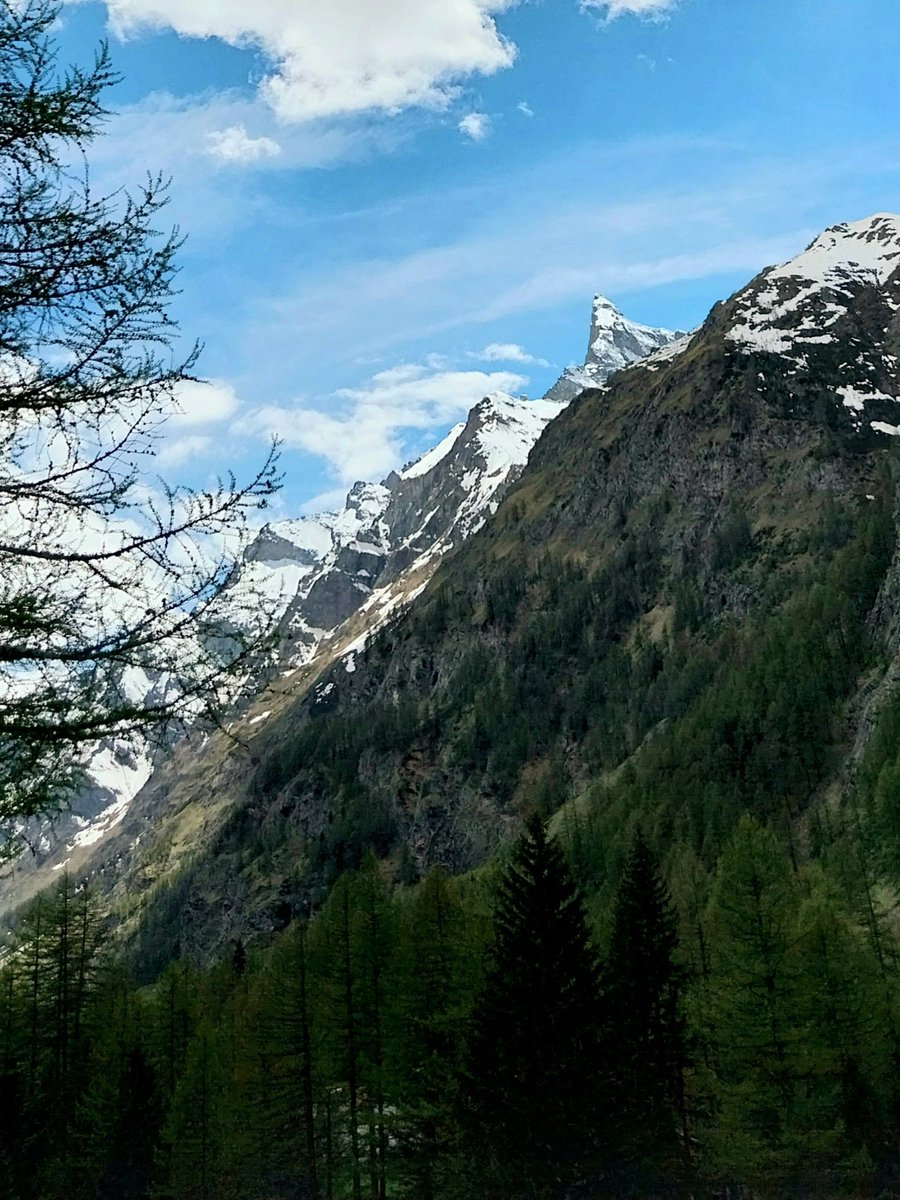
[104,210,900,964]
[0,293,669,916]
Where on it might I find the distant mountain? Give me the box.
[543,294,684,403]
[222,392,566,669]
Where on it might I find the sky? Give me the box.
[56,0,900,516]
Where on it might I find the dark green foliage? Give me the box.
[710,503,754,570]
[461,816,605,1198]
[389,869,475,1199]
[604,833,686,1179]
[10,808,900,1199]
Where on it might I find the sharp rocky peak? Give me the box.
[544,294,684,403]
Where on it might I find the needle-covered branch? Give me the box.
[0,1,282,855]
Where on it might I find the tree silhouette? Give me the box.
[0,0,279,854]
[463,814,604,1198]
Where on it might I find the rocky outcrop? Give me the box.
[544,294,684,403]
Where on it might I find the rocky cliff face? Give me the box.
[543,294,684,403]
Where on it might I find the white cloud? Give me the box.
[459,112,491,142]
[234,363,527,483]
[581,0,677,18]
[206,124,282,164]
[473,343,550,366]
[299,487,349,515]
[93,0,518,123]
[517,100,534,117]
[170,379,241,426]
[156,433,213,467]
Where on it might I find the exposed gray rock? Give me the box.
[544,294,685,403]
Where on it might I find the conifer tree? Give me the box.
[351,854,393,1200]
[391,868,472,1200]
[702,816,840,1187]
[162,1023,223,1200]
[0,0,279,854]
[311,875,364,1200]
[604,832,687,1175]
[462,815,604,1199]
[254,922,320,1197]
[792,873,893,1159]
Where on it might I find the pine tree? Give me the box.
[162,1022,223,1200]
[351,854,393,1200]
[791,871,893,1161]
[462,815,604,1199]
[390,868,471,1200]
[604,832,687,1177]
[0,0,279,854]
[254,922,320,1198]
[311,875,364,1200]
[702,816,840,1188]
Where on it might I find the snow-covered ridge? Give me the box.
[399,422,466,480]
[229,391,566,662]
[728,213,900,357]
[544,294,684,403]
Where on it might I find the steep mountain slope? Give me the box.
[1,295,673,916]
[100,212,900,967]
[0,393,559,908]
[544,294,684,402]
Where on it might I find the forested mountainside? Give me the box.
[7,215,900,1199]
[116,215,900,960]
[0,394,560,912]
[1,297,676,915]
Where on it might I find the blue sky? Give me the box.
[57,0,900,514]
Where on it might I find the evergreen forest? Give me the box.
[8,484,900,1199]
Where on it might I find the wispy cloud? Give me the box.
[233,362,527,483]
[80,90,407,249]
[581,0,678,19]
[206,124,282,164]
[241,176,802,381]
[517,100,534,117]
[156,433,213,468]
[235,133,900,394]
[90,90,388,181]
[169,379,242,426]
[153,379,243,469]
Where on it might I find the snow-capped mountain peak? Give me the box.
[221,392,565,671]
[727,212,900,357]
[544,294,684,403]
[778,214,900,286]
